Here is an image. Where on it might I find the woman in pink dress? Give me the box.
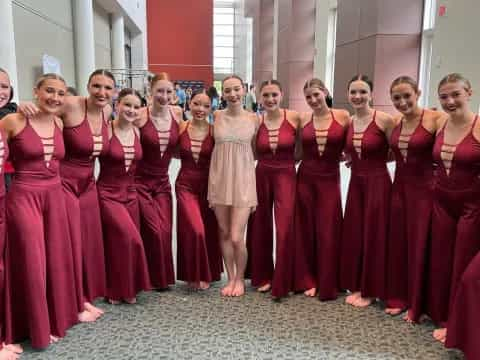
[176,90,222,289]
[246,80,299,299]
[428,73,480,343]
[208,75,258,297]
[18,69,115,321]
[340,74,395,308]
[1,74,78,349]
[135,73,182,289]
[293,78,349,301]
[98,88,151,304]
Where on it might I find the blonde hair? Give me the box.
[438,73,472,93]
[36,73,66,88]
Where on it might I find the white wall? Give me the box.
[93,2,112,69]
[428,0,480,112]
[12,0,76,100]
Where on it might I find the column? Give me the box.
[111,13,126,71]
[0,0,19,102]
[73,0,95,96]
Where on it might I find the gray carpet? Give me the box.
[21,282,463,359]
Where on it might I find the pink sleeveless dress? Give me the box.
[175,123,222,283]
[208,112,257,208]
[98,128,151,300]
[135,109,179,289]
[0,131,8,344]
[61,99,109,306]
[4,118,78,349]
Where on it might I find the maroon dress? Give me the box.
[4,119,78,349]
[246,110,296,298]
[446,251,480,360]
[175,124,222,283]
[340,111,391,299]
[293,112,346,300]
[98,128,151,301]
[0,131,8,343]
[61,100,109,307]
[427,115,480,325]
[136,109,179,289]
[386,111,435,320]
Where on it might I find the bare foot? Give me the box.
[78,310,97,322]
[108,298,121,305]
[402,309,416,323]
[221,280,235,297]
[84,302,105,319]
[433,328,447,343]
[345,291,361,305]
[231,280,245,297]
[385,307,403,316]
[188,282,200,290]
[49,335,60,344]
[353,296,373,308]
[304,288,316,297]
[3,344,22,354]
[257,283,271,293]
[124,297,137,304]
[199,281,210,290]
[0,347,19,360]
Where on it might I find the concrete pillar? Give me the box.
[73,0,96,96]
[111,13,126,71]
[333,0,423,113]
[0,0,19,102]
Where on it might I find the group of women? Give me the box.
[0,66,477,360]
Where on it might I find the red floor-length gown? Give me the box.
[0,131,8,344]
[385,110,434,320]
[61,99,109,307]
[176,123,222,283]
[446,251,480,360]
[246,110,296,298]
[427,116,480,325]
[4,119,78,349]
[293,111,346,300]
[136,109,179,288]
[98,128,151,301]
[340,111,391,299]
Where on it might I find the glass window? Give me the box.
[214,36,235,47]
[214,25,234,36]
[214,47,234,58]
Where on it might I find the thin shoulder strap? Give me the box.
[372,110,377,122]
[471,115,479,131]
[419,109,425,125]
[84,98,88,120]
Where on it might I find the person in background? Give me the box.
[175,82,186,111]
[0,68,17,191]
[66,87,78,97]
[207,86,220,123]
[245,84,257,112]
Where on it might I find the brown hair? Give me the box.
[304,78,327,91]
[117,88,142,103]
[87,69,116,86]
[221,74,244,88]
[190,88,211,102]
[348,74,373,91]
[150,72,171,88]
[390,76,419,94]
[259,79,282,92]
[438,73,472,93]
[36,73,66,89]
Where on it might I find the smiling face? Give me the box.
[35,78,67,114]
[348,80,372,110]
[117,94,141,123]
[260,84,282,112]
[151,79,174,107]
[304,85,328,112]
[391,83,420,116]
[87,74,115,108]
[0,71,12,108]
[222,78,244,107]
[189,93,211,122]
[438,81,472,116]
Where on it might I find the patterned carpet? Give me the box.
[21,282,463,360]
